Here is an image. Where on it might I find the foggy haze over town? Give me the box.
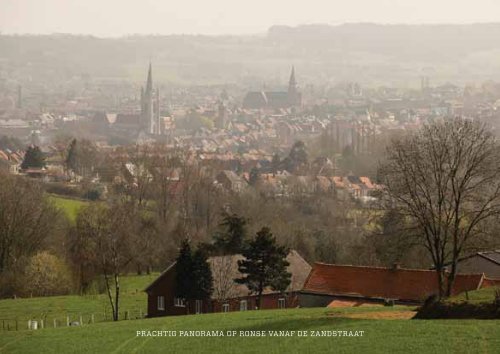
[1,2,500,352]
[3,0,500,35]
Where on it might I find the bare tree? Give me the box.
[0,173,59,274]
[379,118,500,298]
[75,201,136,321]
[123,144,154,208]
[210,255,239,301]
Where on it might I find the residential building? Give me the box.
[145,250,311,317]
[299,263,493,308]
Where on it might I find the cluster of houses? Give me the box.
[145,250,500,317]
[0,145,69,181]
[216,170,381,201]
[0,149,23,174]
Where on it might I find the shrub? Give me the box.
[21,252,73,297]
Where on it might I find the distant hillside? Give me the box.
[2,23,500,87]
[268,23,500,60]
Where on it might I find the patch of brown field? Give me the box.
[341,311,417,320]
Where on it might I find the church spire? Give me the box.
[287,65,301,107]
[289,66,297,88]
[146,62,153,94]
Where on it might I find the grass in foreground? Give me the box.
[0,307,499,354]
[0,274,158,327]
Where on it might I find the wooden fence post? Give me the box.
[66,316,69,327]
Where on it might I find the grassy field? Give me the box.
[0,273,158,327]
[447,286,498,304]
[48,195,89,222]
[0,306,499,353]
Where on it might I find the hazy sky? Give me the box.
[2,0,500,36]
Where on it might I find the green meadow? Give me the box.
[0,274,158,327]
[48,195,89,222]
[0,306,499,353]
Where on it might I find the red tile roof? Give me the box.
[302,263,484,302]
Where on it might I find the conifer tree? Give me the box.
[175,240,214,312]
[175,239,194,311]
[192,249,213,300]
[21,145,45,170]
[236,227,291,309]
[213,212,247,254]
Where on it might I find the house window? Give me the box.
[278,298,286,309]
[239,300,247,311]
[174,297,186,307]
[157,296,165,311]
[222,303,230,313]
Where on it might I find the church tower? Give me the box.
[287,66,301,107]
[140,63,160,135]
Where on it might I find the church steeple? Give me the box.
[287,65,300,107]
[141,62,160,135]
[288,65,296,90]
[146,62,153,95]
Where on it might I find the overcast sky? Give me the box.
[2,0,500,36]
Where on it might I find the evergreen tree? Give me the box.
[175,239,194,310]
[192,249,213,300]
[175,240,214,312]
[235,227,291,309]
[271,153,281,175]
[65,139,78,173]
[21,145,45,170]
[285,140,308,173]
[248,167,261,186]
[213,212,247,254]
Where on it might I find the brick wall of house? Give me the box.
[146,265,300,317]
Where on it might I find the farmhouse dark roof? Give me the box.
[145,250,311,298]
[478,251,500,265]
[301,263,484,302]
[455,250,500,267]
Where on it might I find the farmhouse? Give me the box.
[455,250,500,279]
[145,250,311,317]
[299,263,492,308]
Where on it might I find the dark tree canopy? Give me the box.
[235,227,291,309]
[248,167,261,186]
[191,249,213,300]
[175,240,213,308]
[21,145,45,170]
[212,212,247,254]
[175,239,194,300]
[283,140,309,172]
